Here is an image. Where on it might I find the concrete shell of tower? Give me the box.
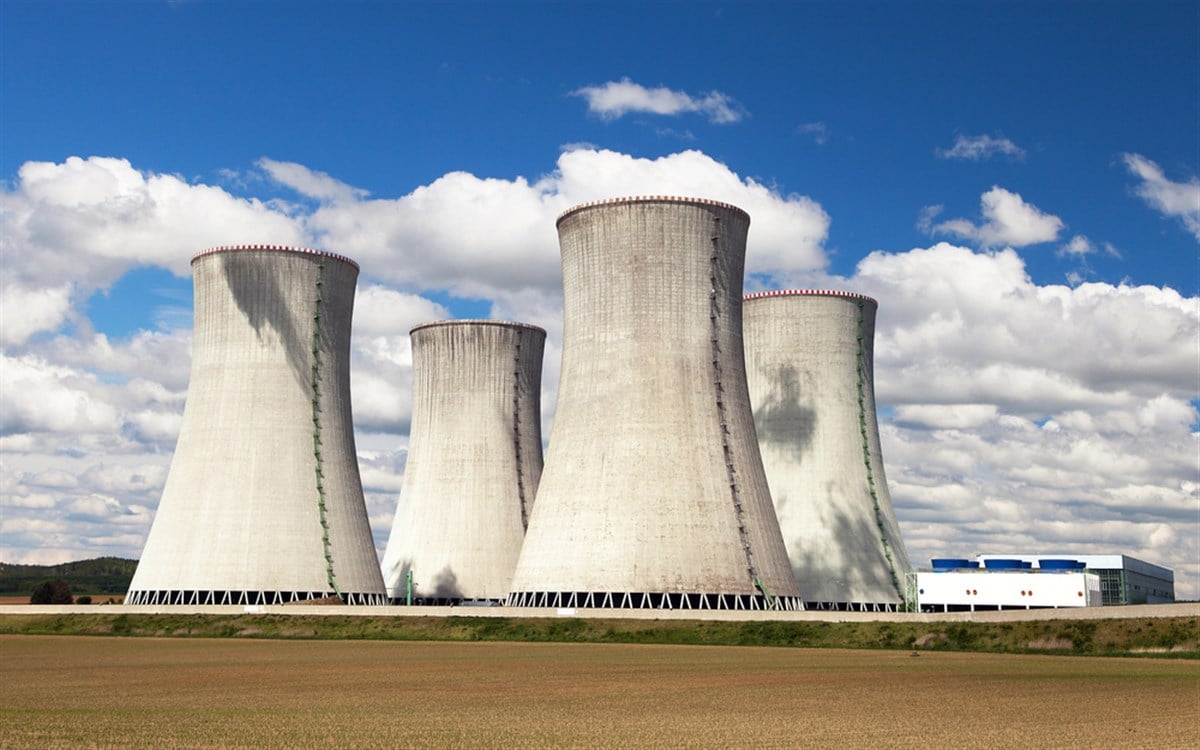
[127,245,386,606]
[743,289,911,608]
[508,196,801,610]
[380,320,546,603]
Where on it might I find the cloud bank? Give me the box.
[1,152,1196,599]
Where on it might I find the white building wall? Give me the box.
[743,290,910,607]
[381,320,545,602]
[127,246,385,604]
[509,197,800,606]
[917,572,1101,610]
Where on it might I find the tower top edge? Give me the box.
[743,289,877,306]
[191,245,360,270]
[556,196,749,226]
[410,319,548,336]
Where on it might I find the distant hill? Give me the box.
[0,557,137,595]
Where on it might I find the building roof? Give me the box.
[975,554,1174,581]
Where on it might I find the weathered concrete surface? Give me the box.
[126,246,385,604]
[744,291,910,607]
[380,321,545,601]
[510,197,799,602]
[3,602,1194,623]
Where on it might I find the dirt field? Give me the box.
[1,635,1196,749]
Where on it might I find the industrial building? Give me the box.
[743,290,911,611]
[976,554,1176,605]
[127,245,387,606]
[914,554,1176,611]
[380,320,546,604]
[916,563,1102,612]
[507,196,802,610]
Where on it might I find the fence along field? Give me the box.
[2,635,1196,749]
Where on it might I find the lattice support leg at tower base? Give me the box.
[504,591,804,611]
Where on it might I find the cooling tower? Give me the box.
[508,197,802,610]
[742,290,911,610]
[126,245,386,606]
[380,320,546,604]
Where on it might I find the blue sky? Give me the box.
[6,1,1196,289]
[2,1,1197,597]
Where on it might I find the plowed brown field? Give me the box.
[1,635,1195,749]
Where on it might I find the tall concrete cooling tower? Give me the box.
[126,245,387,606]
[508,197,802,611]
[380,320,546,604]
[742,290,911,610]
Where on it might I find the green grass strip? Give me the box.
[1,612,1195,658]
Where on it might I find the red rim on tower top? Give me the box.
[743,289,877,306]
[556,196,750,226]
[410,319,548,336]
[192,244,360,271]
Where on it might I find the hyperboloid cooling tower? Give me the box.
[508,197,802,610]
[742,290,911,610]
[126,245,386,606]
[380,320,546,604]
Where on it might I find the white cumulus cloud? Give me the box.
[572,78,745,123]
[921,186,1064,248]
[828,242,1199,594]
[353,285,451,339]
[894,404,999,430]
[0,156,308,344]
[1122,153,1200,241]
[936,134,1026,161]
[257,157,369,204]
[0,284,74,346]
[285,148,830,300]
[0,353,121,435]
[854,243,1196,407]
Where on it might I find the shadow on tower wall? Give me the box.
[222,253,314,395]
[785,484,907,606]
[388,558,466,603]
[753,363,817,453]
